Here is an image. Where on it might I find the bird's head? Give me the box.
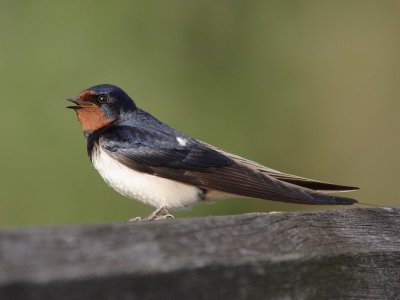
[67,84,136,135]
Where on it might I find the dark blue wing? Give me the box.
[99,125,232,171]
[92,113,357,206]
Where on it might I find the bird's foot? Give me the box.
[126,206,174,222]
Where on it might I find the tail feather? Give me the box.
[198,141,358,205]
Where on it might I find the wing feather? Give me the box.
[97,126,358,205]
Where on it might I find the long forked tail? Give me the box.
[198,141,359,205]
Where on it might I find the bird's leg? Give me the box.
[126,206,174,222]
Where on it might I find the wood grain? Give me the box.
[0,207,399,299]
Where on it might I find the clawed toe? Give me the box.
[152,214,174,220]
[126,206,174,222]
[126,217,143,222]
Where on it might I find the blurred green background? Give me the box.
[1,1,399,228]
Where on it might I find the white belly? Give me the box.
[91,146,204,209]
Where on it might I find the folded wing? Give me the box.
[98,126,358,205]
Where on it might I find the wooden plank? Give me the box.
[0,207,399,299]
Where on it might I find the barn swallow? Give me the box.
[67,84,358,221]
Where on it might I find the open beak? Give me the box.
[66,98,97,109]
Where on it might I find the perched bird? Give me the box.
[67,84,358,221]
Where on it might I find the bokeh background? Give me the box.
[1,1,399,228]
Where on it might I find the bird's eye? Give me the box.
[98,95,109,104]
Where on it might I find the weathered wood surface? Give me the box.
[0,207,399,300]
